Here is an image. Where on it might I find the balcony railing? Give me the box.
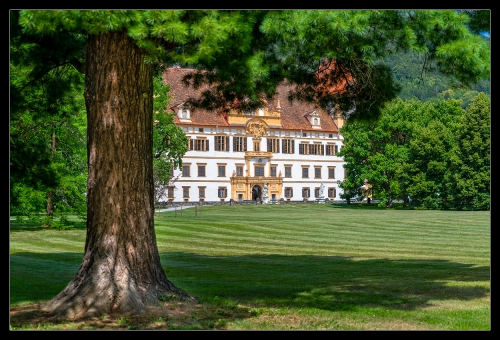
[244,151,272,158]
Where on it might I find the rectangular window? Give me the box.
[199,186,206,198]
[285,165,292,178]
[282,139,295,154]
[189,138,209,151]
[255,165,264,177]
[233,136,247,152]
[336,145,339,154]
[302,132,307,137]
[267,138,280,153]
[197,164,206,177]
[328,166,336,179]
[236,165,244,176]
[326,144,336,156]
[302,167,309,178]
[218,164,226,177]
[299,143,309,155]
[285,187,293,198]
[270,166,277,177]
[215,135,230,151]
[328,187,336,199]
[302,187,310,198]
[312,143,324,155]
[182,187,189,198]
[197,139,207,151]
[167,186,174,200]
[315,187,320,198]
[182,164,190,177]
[254,141,260,152]
[198,128,204,132]
[218,187,227,198]
[314,166,321,179]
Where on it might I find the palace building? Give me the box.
[162,67,346,203]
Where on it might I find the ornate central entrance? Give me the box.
[252,185,262,201]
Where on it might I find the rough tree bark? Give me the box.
[42,30,193,319]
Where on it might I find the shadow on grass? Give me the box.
[161,252,490,312]
[11,251,489,323]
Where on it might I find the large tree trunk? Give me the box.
[42,30,193,319]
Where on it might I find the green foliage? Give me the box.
[18,10,490,122]
[446,93,490,210]
[259,10,489,120]
[10,10,87,224]
[403,95,489,210]
[405,120,459,209]
[457,10,490,35]
[338,96,490,210]
[338,98,419,207]
[152,70,188,204]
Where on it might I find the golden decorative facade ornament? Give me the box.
[246,118,268,138]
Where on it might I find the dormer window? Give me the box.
[177,104,191,121]
[304,110,321,129]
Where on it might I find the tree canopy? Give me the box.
[338,94,490,210]
[10,10,87,224]
[18,10,490,120]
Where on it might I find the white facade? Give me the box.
[166,126,345,203]
[162,67,346,204]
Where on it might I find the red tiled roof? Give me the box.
[315,59,353,97]
[162,68,229,127]
[163,68,340,133]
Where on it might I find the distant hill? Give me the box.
[383,48,490,108]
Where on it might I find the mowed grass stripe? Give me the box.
[10,237,85,254]
[155,230,485,253]
[156,221,487,243]
[155,217,488,261]
[10,204,490,330]
[155,232,488,263]
[156,220,485,241]
[157,238,486,262]
[10,242,81,255]
[157,211,488,236]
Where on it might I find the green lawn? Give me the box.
[10,203,490,330]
